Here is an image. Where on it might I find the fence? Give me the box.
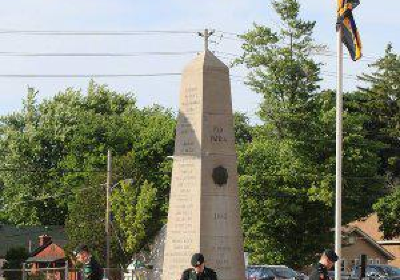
[105,267,151,280]
[1,265,152,280]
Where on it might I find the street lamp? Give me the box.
[111,179,135,190]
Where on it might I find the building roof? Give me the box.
[349,213,400,242]
[0,225,67,258]
[29,240,53,257]
[344,226,395,260]
[26,256,65,263]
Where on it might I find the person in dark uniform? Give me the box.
[73,244,103,280]
[309,249,339,280]
[180,253,218,280]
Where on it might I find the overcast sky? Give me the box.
[0,0,399,121]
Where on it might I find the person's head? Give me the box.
[73,244,90,264]
[320,249,339,269]
[191,253,205,273]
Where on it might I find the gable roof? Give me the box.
[27,242,66,263]
[344,226,395,260]
[29,240,53,257]
[0,225,67,258]
[26,256,66,263]
[349,213,400,242]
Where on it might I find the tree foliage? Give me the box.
[1,8,399,269]
[0,81,175,265]
[3,246,29,280]
[234,0,321,139]
[358,44,400,239]
[64,174,109,265]
[235,0,386,267]
[373,187,400,239]
[234,112,253,145]
[358,44,400,181]
[110,179,159,259]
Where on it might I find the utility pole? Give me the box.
[198,28,214,51]
[105,149,112,279]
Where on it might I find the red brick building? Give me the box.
[27,235,78,280]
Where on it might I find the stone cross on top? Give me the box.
[198,28,214,51]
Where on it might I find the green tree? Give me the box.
[357,44,400,239]
[358,43,400,182]
[0,81,175,266]
[235,0,385,267]
[234,0,322,139]
[373,187,400,239]
[0,88,67,225]
[234,0,331,267]
[3,246,29,280]
[111,180,158,257]
[65,175,108,265]
[238,139,333,267]
[233,112,253,145]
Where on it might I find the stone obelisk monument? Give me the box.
[162,30,245,280]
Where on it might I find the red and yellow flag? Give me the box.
[337,0,362,61]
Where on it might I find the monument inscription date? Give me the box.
[210,126,228,143]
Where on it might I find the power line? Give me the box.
[215,30,241,37]
[0,27,385,62]
[1,185,105,207]
[0,39,382,64]
[0,164,388,180]
[0,167,106,173]
[0,72,246,80]
[0,51,200,57]
[0,186,387,222]
[0,182,387,214]
[0,29,200,36]
[215,49,380,63]
[1,226,66,240]
[0,71,361,81]
[0,73,181,78]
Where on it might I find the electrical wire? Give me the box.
[0,29,201,35]
[0,51,200,57]
[0,184,105,208]
[0,167,106,173]
[0,73,182,78]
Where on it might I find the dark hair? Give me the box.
[323,249,339,262]
[73,244,89,256]
[191,253,205,267]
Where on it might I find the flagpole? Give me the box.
[335,24,343,280]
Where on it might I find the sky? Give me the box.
[0,0,399,122]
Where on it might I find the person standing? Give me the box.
[309,249,339,280]
[73,244,103,280]
[180,253,218,280]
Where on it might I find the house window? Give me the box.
[355,259,360,266]
[375,259,380,264]
[348,235,356,244]
[341,259,346,271]
[368,259,374,265]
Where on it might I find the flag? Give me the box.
[337,0,362,61]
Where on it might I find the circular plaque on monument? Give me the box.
[212,165,228,187]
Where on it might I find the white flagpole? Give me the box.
[335,24,343,280]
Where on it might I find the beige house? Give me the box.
[350,213,400,268]
[340,213,400,271]
[341,227,394,271]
